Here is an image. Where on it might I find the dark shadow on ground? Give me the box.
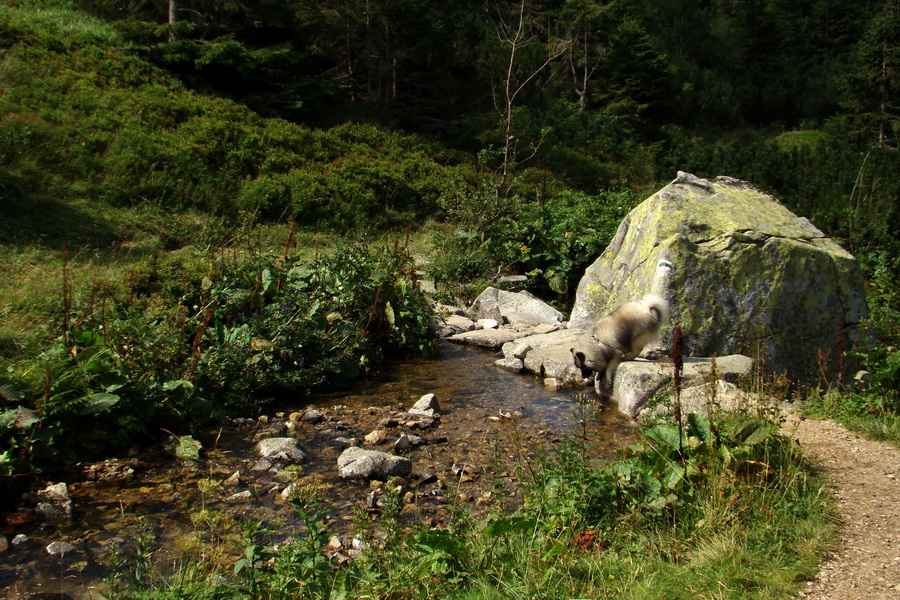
[0,187,122,250]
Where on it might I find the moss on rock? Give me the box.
[570,172,867,381]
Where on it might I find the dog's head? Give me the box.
[570,347,593,379]
[570,335,608,379]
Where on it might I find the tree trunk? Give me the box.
[168,0,179,42]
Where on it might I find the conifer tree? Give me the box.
[840,0,900,146]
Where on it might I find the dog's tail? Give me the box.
[642,294,669,324]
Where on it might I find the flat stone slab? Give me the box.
[613,355,755,417]
[515,329,583,382]
[471,287,564,327]
[638,379,773,421]
[448,328,530,350]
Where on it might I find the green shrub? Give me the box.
[0,239,435,474]
[430,186,640,306]
[0,16,465,229]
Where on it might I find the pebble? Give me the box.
[226,491,253,501]
[365,430,387,445]
[46,541,77,556]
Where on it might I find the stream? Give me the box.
[1,342,638,599]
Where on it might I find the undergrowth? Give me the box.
[0,232,436,474]
[98,404,835,600]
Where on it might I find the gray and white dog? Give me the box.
[571,294,669,396]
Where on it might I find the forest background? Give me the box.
[1,0,899,473]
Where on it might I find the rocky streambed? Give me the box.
[0,342,637,599]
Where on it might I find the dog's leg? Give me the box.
[593,372,610,398]
[597,354,622,397]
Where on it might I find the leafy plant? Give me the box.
[1,236,435,474]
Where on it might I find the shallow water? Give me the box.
[0,342,637,599]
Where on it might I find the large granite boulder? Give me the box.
[570,172,868,381]
[470,287,565,328]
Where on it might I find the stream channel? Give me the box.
[1,341,638,599]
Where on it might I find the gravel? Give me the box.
[784,415,900,600]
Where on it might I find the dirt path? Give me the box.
[783,415,900,599]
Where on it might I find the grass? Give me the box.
[802,388,900,447]
[92,398,837,600]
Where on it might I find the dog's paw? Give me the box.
[593,376,612,398]
[640,347,666,361]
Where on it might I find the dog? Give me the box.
[571,294,669,396]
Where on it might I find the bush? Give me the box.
[0,14,465,230]
[0,239,436,474]
[430,185,640,306]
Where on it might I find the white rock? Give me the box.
[46,541,77,556]
[408,393,441,417]
[337,447,412,480]
[256,438,311,465]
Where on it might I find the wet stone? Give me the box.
[302,408,325,424]
[251,458,274,472]
[35,502,72,523]
[393,433,411,452]
[256,438,311,465]
[495,357,524,372]
[45,541,77,557]
[364,430,387,445]
[408,393,441,418]
[337,447,412,480]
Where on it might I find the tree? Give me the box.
[493,0,565,189]
[841,0,900,146]
[168,0,179,42]
[555,0,614,110]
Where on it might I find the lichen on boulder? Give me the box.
[570,172,867,381]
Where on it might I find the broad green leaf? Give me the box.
[662,462,686,490]
[484,516,537,537]
[260,268,272,293]
[174,435,201,461]
[0,383,24,403]
[73,330,104,346]
[81,393,120,414]
[686,412,712,444]
[99,373,128,392]
[288,264,314,281]
[743,422,772,445]
[250,338,276,351]
[0,407,40,429]
[384,301,395,328]
[730,419,771,445]
[412,529,465,556]
[162,379,194,392]
[644,425,682,450]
